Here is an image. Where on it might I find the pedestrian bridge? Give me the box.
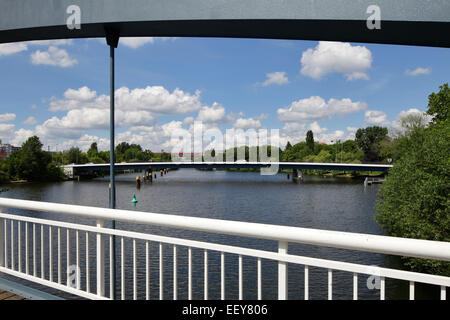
[63,161,392,178]
[0,198,448,300]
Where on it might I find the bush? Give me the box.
[375,119,450,275]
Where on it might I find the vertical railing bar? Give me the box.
[204,249,208,300]
[380,276,385,300]
[133,239,137,300]
[49,226,52,282]
[353,273,358,300]
[66,228,70,286]
[159,242,163,300]
[238,254,243,300]
[188,247,192,300]
[25,222,29,275]
[86,232,90,293]
[277,241,288,300]
[328,269,332,300]
[4,219,8,269]
[76,230,80,289]
[0,216,4,269]
[304,265,309,300]
[440,286,446,300]
[121,236,125,300]
[109,234,113,299]
[11,219,14,271]
[57,227,61,284]
[146,241,150,300]
[257,257,262,300]
[409,281,415,300]
[41,224,44,279]
[18,221,21,273]
[33,224,36,277]
[221,252,225,300]
[173,245,177,300]
[96,219,105,297]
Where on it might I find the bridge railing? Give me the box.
[0,197,448,300]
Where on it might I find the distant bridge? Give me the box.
[63,161,392,178]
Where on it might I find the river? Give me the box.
[0,169,440,300]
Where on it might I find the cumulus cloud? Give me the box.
[300,41,372,80]
[30,46,78,67]
[364,110,390,126]
[196,102,228,123]
[259,71,289,87]
[233,117,262,130]
[49,86,202,114]
[405,67,431,76]
[118,37,177,49]
[277,96,367,122]
[0,43,28,56]
[0,113,16,122]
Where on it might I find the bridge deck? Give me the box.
[0,290,26,300]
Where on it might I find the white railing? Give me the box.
[0,197,448,300]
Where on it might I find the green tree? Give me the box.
[375,119,450,275]
[306,130,314,152]
[426,83,449,123]
[5,136,63,181]
[355,126,388,162]
[64,147,88,164]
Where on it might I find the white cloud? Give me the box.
[30,46,78,67]
[120,37,155,49]
[364,110,390,126]
[64,86,97,101]
[391,108,432,132]
[119,37,177,49]
[196,102,227,123]
[277,96,367,122]
[300,41,372,80]
[233,117,262,130]
[405,67,431,76]
[0,113,16,122]
[259,71,289,87]
[0,43,28,56]
[23,116,37,125]
[10,128,33,146]
[48,85,203,114]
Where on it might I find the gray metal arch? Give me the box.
[0,0,449,47]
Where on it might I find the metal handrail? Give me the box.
[0,197,448,262]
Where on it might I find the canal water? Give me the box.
[0,169,440,300]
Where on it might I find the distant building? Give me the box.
[0,140,21,159]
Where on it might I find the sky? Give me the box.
[0,37,448,153]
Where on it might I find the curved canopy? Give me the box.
[0,0,449,47]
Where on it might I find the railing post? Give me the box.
[96,219,105,297]
[278,241,288,300]
[0,207,4,267]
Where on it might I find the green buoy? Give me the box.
[131,193,138,205]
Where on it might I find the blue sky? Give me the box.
[0,37,448,152]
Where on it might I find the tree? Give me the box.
[87,142,99,161]
[375,119,450,275]
[355,126,388,162]
[5,136,63,182]
[306,130,314,152]
[426,83,449,123]
[64,147,88,164]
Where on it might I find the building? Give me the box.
[0,139,21,159]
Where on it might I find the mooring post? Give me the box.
[106,27,119,300]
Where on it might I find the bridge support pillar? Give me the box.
[292,169,303,182]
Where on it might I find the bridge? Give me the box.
[63,161,393,180]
